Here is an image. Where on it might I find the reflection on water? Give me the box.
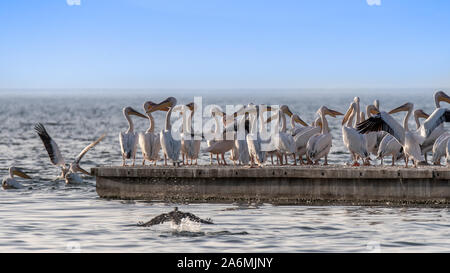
[0,90,449,252]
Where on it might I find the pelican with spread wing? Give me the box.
[35,123,105,184]
[137,207,214,227]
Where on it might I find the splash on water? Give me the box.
[170,217,202,232]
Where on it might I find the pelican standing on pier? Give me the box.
[422,91,450,138]
[139,101,162,166]
[120,107,148,166]
[180,102,202,165]
[2,167,32,190]
[358,103,425,167]
[341,98,369,166]
[146,97,181,166]
[306,106,343,165]
[35,123,105,183]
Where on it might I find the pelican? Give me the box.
[306,106,343,165]
[357,103,425,167]
[431,132,450,165]
[293,117,322,165]
[137,207,213,227]
[422,91,450,138]
[269,105,307,165]
[234,113,251,165]
[341,98,369,166]
[35,123,105,183]
[146,97,181,166]
[180,102,201,165]
[139,101,162,166]
[204,108,235,166]
[377,134,404,166]
[237,104,273,167]
[119,107,148,166]
[364,104,386,157]
[2,167,32,190]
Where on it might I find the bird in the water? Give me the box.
[2,167,32,190]
[137,207,214,227]
[35,123,106,184]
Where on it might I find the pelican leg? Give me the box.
[271,154,274,165]
[132,152,136,167]
[391,155,395,166]
[324,156,329,166]
[222,154,228,165]
[284,154,288,165]
[299,155,304,165]
[216,154,221,165]
[164,154,168,166]
[424,153,428,164]
[210,154,213,165]
[195,159,198,165]
[142,159,146,166]
[292,154,297,165]
[405,156,409,168]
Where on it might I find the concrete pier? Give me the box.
[91,165,450,206]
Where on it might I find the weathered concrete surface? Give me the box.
[91,165,450,205]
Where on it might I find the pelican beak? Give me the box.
[370,108,380,115]
[342,105,354,125]
[282,106,294,117]
[149,98,173,113]
[326,108,344,117]
[438,91,450,104]
[294,115,308,126]
[415,109,430,119]
[389,103,410,114]
[13,169,32,180]
[129,108,148,118]
[266,114,277,123]
[78,166,91,176]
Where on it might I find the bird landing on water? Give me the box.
[137,207,214,228]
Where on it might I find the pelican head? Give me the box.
[318,106,344,117]
[186,102,196,112]
[366,105,379,116]
[414,109,429,119]
[123,107,148,119]
[9,167,32,180]
[353,97,360,104]
[389,102,413,115]
[435,91,450,108]
[147,97,177,113]
[342,102,356,125]
[143,101,159,115]
[280,105,294,117]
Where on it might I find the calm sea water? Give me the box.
[0,89,449,252]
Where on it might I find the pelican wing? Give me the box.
[183,212,214,224]
[423,108,450,138]
[137,213,171,227]
[34,123,66,166]
[356,112,405,145]
[74,133,106,164]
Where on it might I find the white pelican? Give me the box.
[293,117,322,165]
[146,97,181,166]
[290,114,310,137]
[422,91,450,138]
[306,106,343,165]
[119,107,148,166]
[341,98,369,166]
[238,104,273,167]
[204,108,235,165]
[234,113,251,165]
[2,167,32,190]
[139,101,162,166]
[377,134,404,166]
[364,104,386,157]
[35,123,105,183]
[431,132,450,165]
[180,102,201,165]
[269,105,307,165]
[357,103,425,167]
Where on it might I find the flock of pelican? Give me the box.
[3,91,450,190]
[118,91,450,170]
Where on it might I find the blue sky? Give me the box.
[1,0,449,89]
